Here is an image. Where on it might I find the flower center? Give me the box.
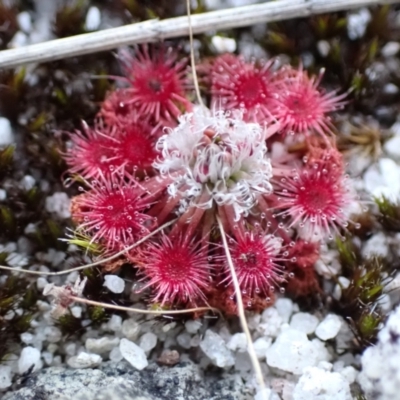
[297,182,334,215]
[148,78,163,93]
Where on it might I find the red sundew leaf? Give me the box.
[118,45,191,124]
[273,65,347,138]
[135,235,212,307]
[210,54,279,123]
[71,173,156,251]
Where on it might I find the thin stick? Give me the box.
[0,219,176,277]
[1,0,399,69]
[69,296,221,316]
[217,215,267,396]
[186,0,204,107]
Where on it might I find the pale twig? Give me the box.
[186,0,204,107]
[0,219,176,276]
[217,215,267,397]
[69,296,221,316]
[1,0,399,69]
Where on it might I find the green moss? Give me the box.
[375,196,400,231]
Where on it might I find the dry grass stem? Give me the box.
[217,215,267,397]
[0,219,176,276]
[1,0,399,69]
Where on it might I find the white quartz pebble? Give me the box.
[109,346,123,362]
[293,367,352,400]
[0,365,12,389]
[315,314,342,341]
[67,352,102,369]
[381,41,400,57]
[266,328,319,374]
[275,298,294,323]
[119,338,148,370]
[85,337,120,354]
[17,11,32,33]
[0,118,14,146]
[103,275,125,294]
[18,347,43,374]
[227,333,247,352]
[253,337,272,360]
[45,192,71,219]
[85,6,101,31]
[290,313,319,335]
[122,319,141,341]
[185,319,202,334]
[200,330,235,368]
[107,314,123,332]
[211,35,236,53]
[139,332,157,353]
[177,332,191,349]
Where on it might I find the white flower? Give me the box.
[154,107,273,219]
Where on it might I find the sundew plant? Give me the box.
[62,45,358,314]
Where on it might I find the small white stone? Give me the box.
[227,333,247,352]
[119,338,148,370]
[139,332,157,353]
[36,277,48,291]
[384,135,400,159]
[381,41,400,57]
[45,192,71,219]
[44,326,62,343]
[312,338,332,363]
[103,275,125,294]
[341,366,357,384]
[8,31,28,48]
[177,332,192,349]
[255,387,272,400]
[107,314,123,332]
[266,328,319,374]
[109,346,123,362]
[275,298,294,323]
[18,347,43,374]
[211,35,237,53]
[317,361,333,371]
[64,342,77,356]
[200,330,235,368]
[71,306,82,319]
[347,8,371,40]
[362,232,389,258]
[290,312,319,335]
[315,314,342,341]
[85,6,101,31]
[185,319,202,334]
[0,189,6,201]
[6,252,28,268]
[293,366,352,400]
[253,337,272,360]
[258,307,283,337]
[20,332,34,345]
[42,351,53,366]
[333,277,350,301]
[122,319,141,341]
[85,337,120,354]
[0,365,12,389]
[20,175,36,191]
[17,11,32,33]
[67,352,102,369]
[317,40,330,57]
[383,83,399,95]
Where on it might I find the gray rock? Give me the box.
[4,360,246,400]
